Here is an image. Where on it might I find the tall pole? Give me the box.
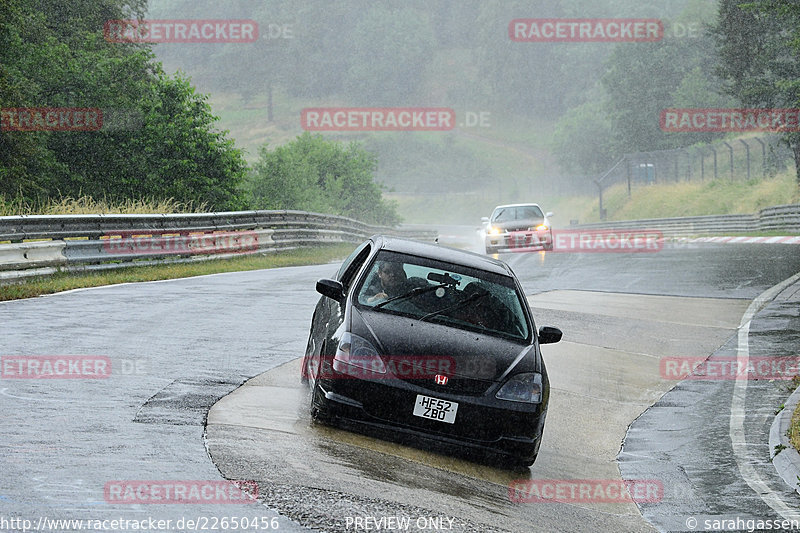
[710,146,718,179]
[754,137,767,176]
[722,141,734,179]
[594,180,605,220]
[739,139,751,180]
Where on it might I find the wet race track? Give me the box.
[2,234,800,533]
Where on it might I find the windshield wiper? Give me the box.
[419,292,488,322]
[374,283,448,309]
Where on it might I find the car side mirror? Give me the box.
[545,212,554,218]
[538,326,562,344]
[316,279,345,302]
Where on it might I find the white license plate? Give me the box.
[509,231,539,247]
[412,394,458,424]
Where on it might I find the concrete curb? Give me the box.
[770,384,800,496]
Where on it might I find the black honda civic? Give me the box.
[300,235,561,467]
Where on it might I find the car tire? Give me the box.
[309,375,331,423]
[300,333,317,384]
[542,243,553,251]
[309,347,333,423]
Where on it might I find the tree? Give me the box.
[602,30,725,154]
[550,99,616,175]
[0,0,248,210]
[0,0,64,197]
[247,133,400,225]
[344,6,436,104]
[713,0,800,181]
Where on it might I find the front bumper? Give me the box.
[316,374,546,463]
[485,230,553,252]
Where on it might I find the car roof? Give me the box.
[372,235,513,277]
[492,203,543,210]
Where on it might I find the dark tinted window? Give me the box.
[492,205,544,222]
[355,251,530,341]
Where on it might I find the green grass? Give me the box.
[393,170,800,228]
[602,171,800,222]
[0,195,207,216]
[0,244,354,302]
[173,74,800,229]
[788,377,800,453]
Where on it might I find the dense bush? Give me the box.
[247,133,400,226]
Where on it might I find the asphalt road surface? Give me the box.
[2,239,800,532]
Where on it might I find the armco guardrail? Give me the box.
[572,203,800,236]
[0,210,438,283]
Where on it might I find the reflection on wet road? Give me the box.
[2,242,799,532]
[207,289,749,532]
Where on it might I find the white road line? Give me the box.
[685,236,800,245]
[729,271,800,520]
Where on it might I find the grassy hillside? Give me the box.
[599,172,800,222]
[159,77,800,229]
[393,171,800,228]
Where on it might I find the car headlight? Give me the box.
[534,224,549,231]
[334,332,386,374]
[496,372,543,403]
[488,226,503,235]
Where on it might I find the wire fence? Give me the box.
[592,135,795,219]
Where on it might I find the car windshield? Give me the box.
[355,251,530,341]
[492,205,544,222]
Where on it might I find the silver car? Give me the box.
[482,204,554,254]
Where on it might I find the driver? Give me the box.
[366,261,414,304]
